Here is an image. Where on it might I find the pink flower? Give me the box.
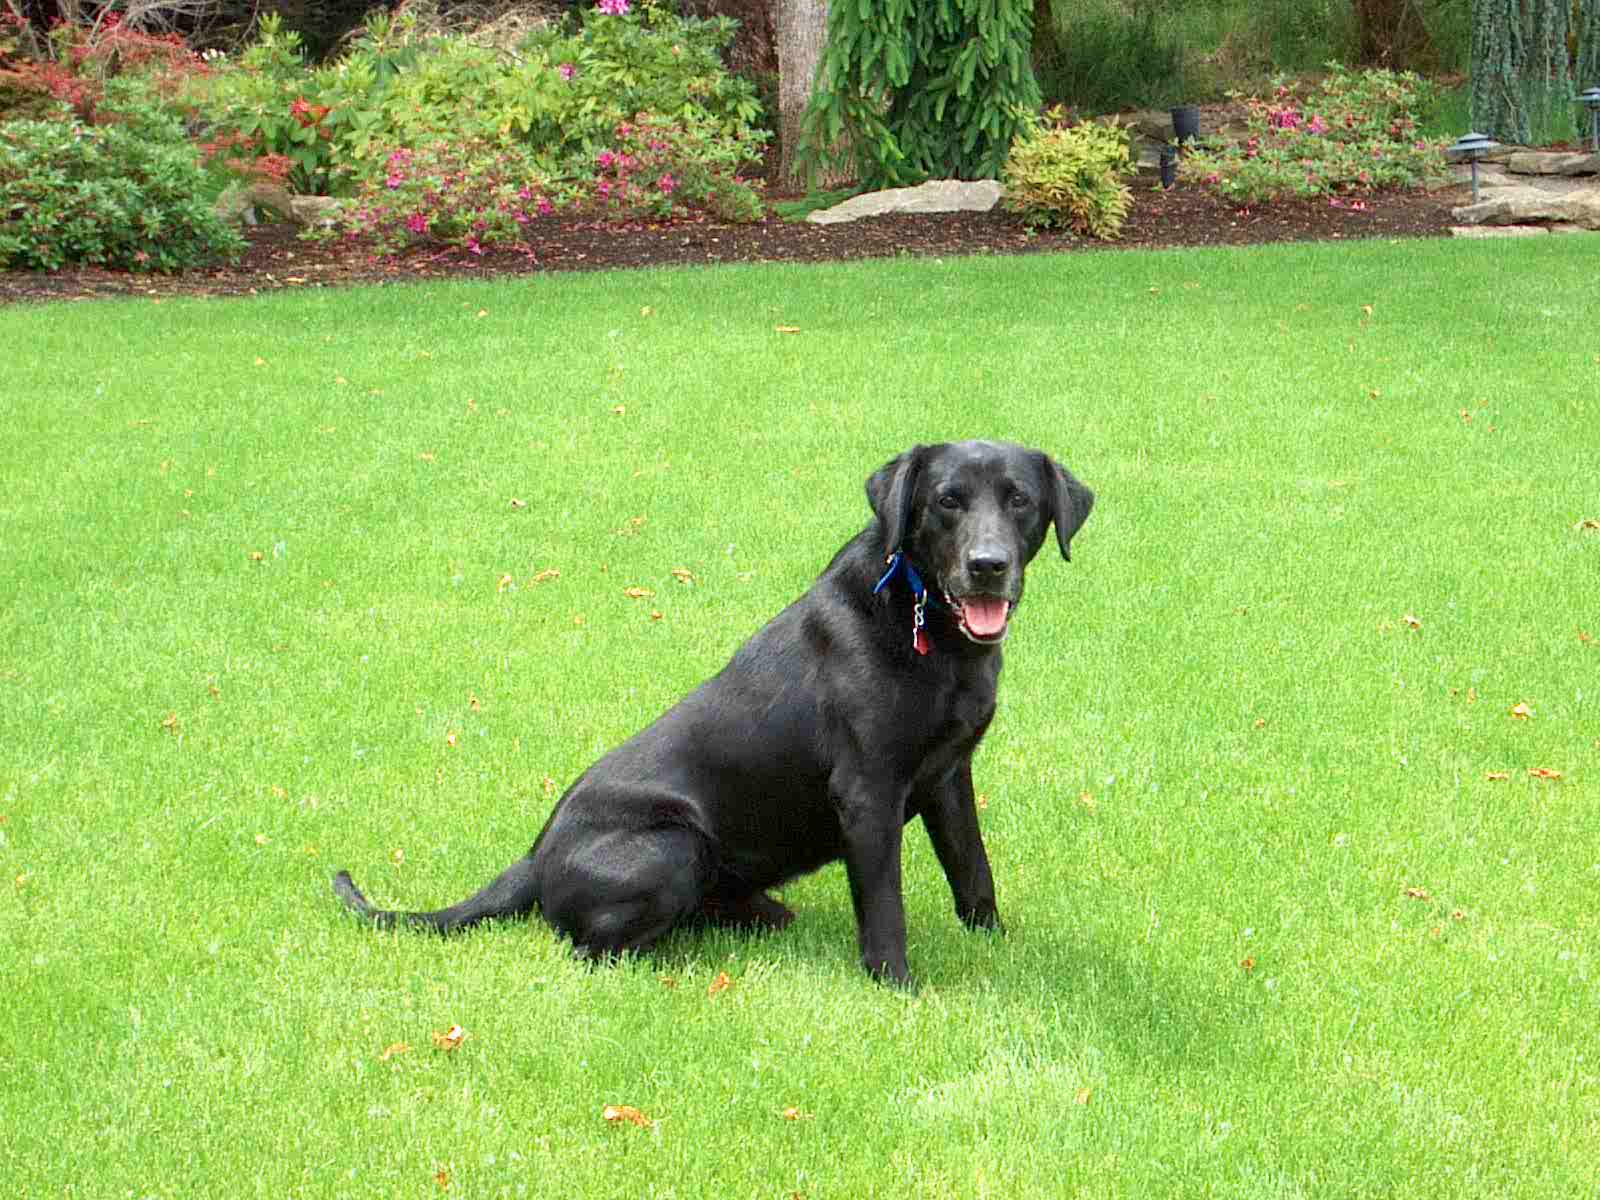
[596,0,629,13]
[597,179,612,198]
[406,212,429,234]
[467,236,484,255]
[537,197,554,216]
[1307,114,1328,135]
[559,63,576,81]
[657,173,677,195]
[385,173,404,189]
[597,150,617,169]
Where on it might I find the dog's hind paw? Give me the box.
[698,891,796,932]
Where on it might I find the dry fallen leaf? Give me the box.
[432,1024,466,1052]
[391,848,405,865]
[542,774,557,797]
[496,573,514,594]
[1252,718,1267,730]
[612,405,626,416]
[249,550,264,562]
[1579,629,1594,645]
[1402,613,1422,631]
[1510,702,1533,720]
[650,610,664,622]
[775,325,802,334]
[707,971,733,999]
[379,1042,411,1062]
[781,1106,813,1121]
[1404,886,1432,901]
[1484,770,1510,782]
[509,497,527,510]
[1575,518,1600,532]
[530,568,560,585]
[254,833,270,846]
[1074,1087,1093,1106]
[976,792,990,811]
[445,731,459,747]
[1240,956,1255,972]
[435,1167,451,1190]
[671,568,695,585]
[602,1104,652,1128]
[469,693,482,713]
[161,712,180,736]
[624,586,656,600]
[1527,767,1564,781]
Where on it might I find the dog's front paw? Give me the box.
[958,902,1003,934]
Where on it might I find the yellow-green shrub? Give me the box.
[1002,111,1135,239]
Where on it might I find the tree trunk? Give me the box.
[777,0,831,186]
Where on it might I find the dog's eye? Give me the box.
[938,494,962,511]
[1009,492,1032,509]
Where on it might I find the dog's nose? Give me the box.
[967,551,1010,579]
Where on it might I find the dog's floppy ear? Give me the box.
[1043,453,1094,562]
[866,445,927,559]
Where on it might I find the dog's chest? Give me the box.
[903,672,996,783]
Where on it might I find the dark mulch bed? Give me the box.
[0,180,1471,307]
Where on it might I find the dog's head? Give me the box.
[866,441,1093,645]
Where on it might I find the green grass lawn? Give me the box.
[3,235,1597,1198]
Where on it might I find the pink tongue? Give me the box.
[961,597,1009,637]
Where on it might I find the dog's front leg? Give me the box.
[831,770,913,987]
[920,761,1002,933]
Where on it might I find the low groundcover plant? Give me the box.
[1181,63,1448,204]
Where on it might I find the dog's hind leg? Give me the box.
[332,855,542,935]
[535,825,712,960]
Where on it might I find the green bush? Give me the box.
[187,0,768,227]
[801,0,1040,188]
[1181,63,1447,205]
[0,100,245,272]
[1001,109,1135,239]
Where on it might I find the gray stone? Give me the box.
[806,179,1005,225]
[1449,224,1550,238]
[1506,150,1600,176]
[1451,185,1600,229]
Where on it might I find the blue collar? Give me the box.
[872,551,927,601]
[873,552,935,655]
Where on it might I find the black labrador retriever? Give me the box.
[333,440,1093,986]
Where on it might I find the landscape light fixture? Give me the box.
[1449,132,1497,204]
[1579,87,1600,153]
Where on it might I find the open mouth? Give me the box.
[944,591,1014,644]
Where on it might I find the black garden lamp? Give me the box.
[1579,87,1600,153]
[1449,132,1497,204]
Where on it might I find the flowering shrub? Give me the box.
[1181,64,1448,204]
[0,8,206,124]
[0,103,244,271]
[180,14,346,194]
[582,113,765,223]
[315,138,569,254]
[189,3,767,217]
[1002,108,1136,239]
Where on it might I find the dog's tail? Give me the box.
[332,857,541,935]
